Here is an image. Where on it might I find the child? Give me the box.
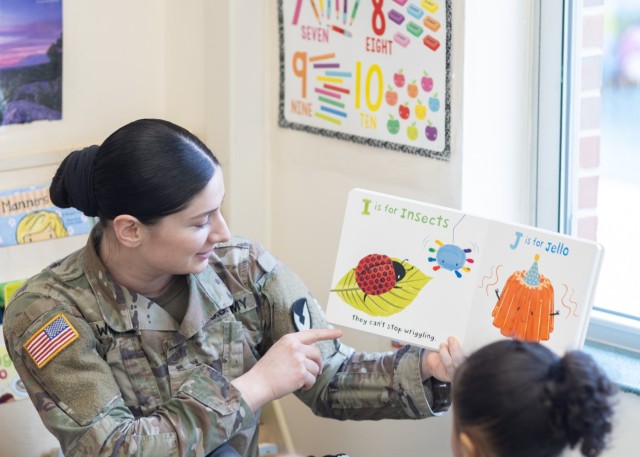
[451,340,617,457]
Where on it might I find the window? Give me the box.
[537,0,640,352]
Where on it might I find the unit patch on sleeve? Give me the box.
[291,298,312,331]
[23,313,79,368]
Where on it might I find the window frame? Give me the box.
[535,0,640,353]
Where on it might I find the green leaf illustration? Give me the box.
[332,258,432,317]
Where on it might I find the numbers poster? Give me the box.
[278,0,452,160]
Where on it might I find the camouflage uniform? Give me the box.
[3,227,450,457]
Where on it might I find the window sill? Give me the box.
[583,339,640,396]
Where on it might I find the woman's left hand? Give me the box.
[420,336,465,383]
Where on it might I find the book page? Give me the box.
[326,189,603,354]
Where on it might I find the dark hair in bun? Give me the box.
[453,340,617,457]
[50,119,219,224]
[50,145,100,217]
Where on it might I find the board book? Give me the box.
[326,189,604,354]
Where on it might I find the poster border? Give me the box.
[277,0,452,161]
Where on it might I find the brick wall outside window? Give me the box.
[576,0,604,241]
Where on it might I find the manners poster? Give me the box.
[279,0,451,160]
[0,184,93,247]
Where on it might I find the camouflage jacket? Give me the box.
[3,228,450,457]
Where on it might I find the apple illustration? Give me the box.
[393,69,405,88]
[414,99,427,120]
[398,102,410,120]
[385,85,398,106]
[387,115,400,134]
[407,80,419,98]
[425,121,438,141]
[407,122,418,141]
[429,93,440,112]
[421,71,434,92]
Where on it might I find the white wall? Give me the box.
[0,1,193,455]
[245,1,535,456]
[237,1,636,456]
[0,1,638,457]
[0,0,208,282]
[0,0,171,283]
[0,0,167,159]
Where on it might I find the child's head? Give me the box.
[451,340,617,457]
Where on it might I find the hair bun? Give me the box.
[546,359,564,382]
[50,145,100,217]
[544,351,617,456]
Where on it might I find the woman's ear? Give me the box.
[112,215,144,247]
[459,432,476,457]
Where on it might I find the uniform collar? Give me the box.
[81,225,233,335]
[175,266,234,344]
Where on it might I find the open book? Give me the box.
[326,189,604,354]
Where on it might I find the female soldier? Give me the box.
[3,119,464,457]
[451,340,617,457]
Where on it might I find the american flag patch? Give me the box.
[24,314,79,368]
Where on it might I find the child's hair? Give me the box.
[452,340,617,457]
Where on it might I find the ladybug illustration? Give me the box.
[355,254,409,298]
[332,256,430,317]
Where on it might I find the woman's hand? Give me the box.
[232,328,342,411]
[420,336,465,383]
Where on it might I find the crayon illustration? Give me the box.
[423,35,440,51]
[310,0,322,25]
[293,0,303,24]
[308,53,352,125]
[406,21,424,38]
[407,4,424,20]
[328,24,352,37]
[423,16,441,32]
[349,0,361,26]
[388,9,405,25]
[332,254,431,317]
[492,255,556,342]
[427,240,474,278]
[293,0,322,25]
[422,0,439,14]
[393,31,410,47]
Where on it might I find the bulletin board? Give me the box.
[278,0,452,160]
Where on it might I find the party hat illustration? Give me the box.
[524,254,541,286]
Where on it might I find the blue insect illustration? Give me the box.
[428,240,474,278]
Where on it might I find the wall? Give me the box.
[0,0,166,160]
[0,0,212,282]
[0,1,198,455]
[216,1,636,456]
[0,0,170,283]
[248,1,535,456]
[1,1,638,457]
